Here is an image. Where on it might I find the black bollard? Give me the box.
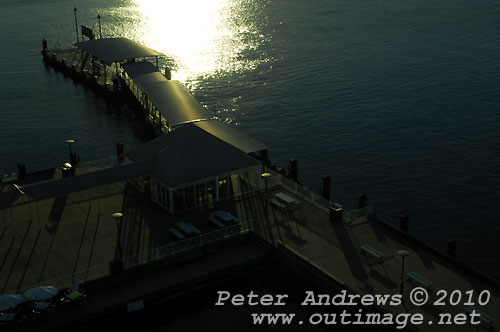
[116,142,124,164]
[447,240,457,257]
[400,214,409,232]
[289,159,298,182]
[330,203,343,223]
[359,193,367,209]
[260,149,269,163]
[42,39,48,52]
[17,163,26,179]
[61,163,73,178]
[321,175,331,200]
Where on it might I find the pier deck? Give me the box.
[1,174,498,331]
[43,48,120,91]
[242,181,500,332]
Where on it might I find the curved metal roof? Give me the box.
[75,38,162,64]
[122,62,211,127]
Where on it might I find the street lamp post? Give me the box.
[261,173,271,218]
[66,139,75,154]
[398,250,411,295]
[112,212,123,259]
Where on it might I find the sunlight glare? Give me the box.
[131,0,269,84]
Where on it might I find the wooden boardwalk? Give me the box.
[1,174,499,331]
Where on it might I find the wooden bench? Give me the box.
[270,198,287,210]
[169,227,184,240]
[464,305,494,329]
[361,245,384,263]
[406,272,432,289]
[208,217,224,228]
[187,223,202,235]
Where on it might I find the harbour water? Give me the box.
[1,0,499,278]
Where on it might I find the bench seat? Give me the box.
[361,245,384,263]
[169,227,185,240]
[208,216,224,228]
[464,305,494,329]
[270,198,287,210]
[407,272,432,289]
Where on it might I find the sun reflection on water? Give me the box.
[123,0,272,85]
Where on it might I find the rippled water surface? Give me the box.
[1,0,499,277]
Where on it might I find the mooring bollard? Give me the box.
[330,203,343,223]
[400,214,409,232]
[61,162,73,178]
[321,175,331,201]
[447,240,457,257]
[17,163,26,179]
[359,193,367,209]
[289,159,298,182]
[116,142,124,164]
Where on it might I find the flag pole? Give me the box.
[74,7,79,43]
[97,14,102,39]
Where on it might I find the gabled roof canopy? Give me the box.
[75,38,162,65]
[126,124,260,187]
[195,119,268,154]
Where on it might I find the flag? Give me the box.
[81,25,94,40]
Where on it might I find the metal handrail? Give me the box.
[9,219,253,295]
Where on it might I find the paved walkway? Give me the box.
[236,184,500,332]
[1,176,498,331]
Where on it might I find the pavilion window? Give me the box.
[150,180,156,202]
[173,189,183,211]
[196,183,206,206]
[239,171,249,193]
[157,183,161,205]
[166,189,172,212]
[230,174,240,196]
[161,185,166,207]
[218,177,229,200]
[249,167,262,190]
[207,180,216,204]
[184,185,195,209]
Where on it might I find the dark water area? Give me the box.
[1,0,499,278]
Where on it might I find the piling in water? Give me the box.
[400,214,409,232]
[321,175,331,200]
[359,193,367,209]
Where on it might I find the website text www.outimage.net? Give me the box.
[215,289,492,329]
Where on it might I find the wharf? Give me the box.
[2,35,493,331]
[42,48,121,94]
[41,37,214,136]
[1,172,498,331]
